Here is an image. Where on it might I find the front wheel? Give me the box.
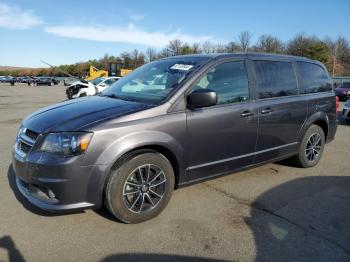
[105,152,175,223]
[296,125,325,168]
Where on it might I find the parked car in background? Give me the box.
[13,53,337,223]
[0,76,15,83]
[28,77,59,86]
[335,82,350,101]
[66,76,120,99]
[17,76,33,83]
[342,99,350,121]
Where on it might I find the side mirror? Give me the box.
[187,89,217,108]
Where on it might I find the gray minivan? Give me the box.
[13,53,337,223]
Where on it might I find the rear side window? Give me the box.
[254,61,298,99]
[193,61,249,104]
[297,62,332,93]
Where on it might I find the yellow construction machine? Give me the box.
[85,63,132,81]
[85,66,108,81]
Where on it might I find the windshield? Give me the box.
[101,57,210,104]
[91,77,105,85]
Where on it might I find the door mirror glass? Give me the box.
[187,89,217,108]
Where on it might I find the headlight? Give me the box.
[39,132,93,156]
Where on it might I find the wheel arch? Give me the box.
[97,131,185,205]
[298,112,329,143]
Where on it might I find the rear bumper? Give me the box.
[12,151,109,212]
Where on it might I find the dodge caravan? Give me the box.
[13,53,337,223]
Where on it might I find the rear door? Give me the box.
[186,59,258,181]
[251,59,307,163]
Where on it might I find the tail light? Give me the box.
[335,96,339,112]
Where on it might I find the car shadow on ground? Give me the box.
[100,253,229,262]
[0,235,25,262]
[247,176,350,261]
[7,164,84,217]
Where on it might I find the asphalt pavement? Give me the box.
[0,83,349,262]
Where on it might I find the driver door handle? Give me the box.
[241,111,255,117]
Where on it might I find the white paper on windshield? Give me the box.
[170,64,194,71]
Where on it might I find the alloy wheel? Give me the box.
[305,133,322,162]
[122,164,166,213]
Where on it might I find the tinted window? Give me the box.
[193,61,249,104]
[254,61,297,99]
[103,57,210,104]
[297,62,332,93]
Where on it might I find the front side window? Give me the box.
[102,57,210,104]
[254,61,298,99]
[297,62,332,93]
[192,61,249,104]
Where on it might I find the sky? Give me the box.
[0,0,349,67]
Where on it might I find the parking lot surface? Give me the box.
[1,83,350,262]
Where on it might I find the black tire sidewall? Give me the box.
[106,152,175,223]
[298,125,325,168]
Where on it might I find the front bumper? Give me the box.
[12,151,108,212]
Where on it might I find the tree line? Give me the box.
[2,32,349,77]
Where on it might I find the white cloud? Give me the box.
[129,14,145,21]
[44,24,212,48]
[0,3,42,29]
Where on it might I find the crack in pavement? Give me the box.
[203,182,350,257]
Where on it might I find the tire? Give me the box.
[296,125,325,168]
[50,82,54,86]
[105,152,175,223]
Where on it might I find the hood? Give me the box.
[68,80,90,87]
[23,96,154,133]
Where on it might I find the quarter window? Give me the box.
[297,62,332,93]
[254,61,298,99]
[192,61,249,105]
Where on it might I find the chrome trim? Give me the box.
[19,133,36,145]
[14,142,27,159]
[188,142,297,170]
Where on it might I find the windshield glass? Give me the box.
[101,57,210,104]
[91,77,105,85]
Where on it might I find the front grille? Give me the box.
[19,141,31,153]
[25,129,39,141]
[15,127,41,157]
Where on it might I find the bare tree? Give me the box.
[254,35,285,53]
[191,43,201,54]
[201,41,215,53]
[325,36,350,76]
[225,41,240,53]
[145,48,157,62]
[215,43,226,53]
[237,31,252,52]
[168,39,183,55]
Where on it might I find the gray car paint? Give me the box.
[12,53,337,212]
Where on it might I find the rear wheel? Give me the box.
[296,125,325,168]
[105,152,175,223]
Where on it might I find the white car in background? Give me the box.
[66,77,120,99]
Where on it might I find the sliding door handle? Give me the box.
[261,108,272,114]
[241,111,254,117]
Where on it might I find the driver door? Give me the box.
[186,60,258,181]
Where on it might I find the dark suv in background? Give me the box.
[28,77,59,86]
[13,53,337,223]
